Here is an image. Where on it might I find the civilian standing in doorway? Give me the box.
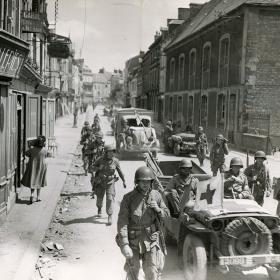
[21,135,48,204]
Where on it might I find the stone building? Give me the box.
[164,0,280,152]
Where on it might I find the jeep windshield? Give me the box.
[123,117,150,127]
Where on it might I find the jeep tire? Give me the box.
[221,217,272,270]
[182,234,207,280]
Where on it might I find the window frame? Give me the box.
[218,34,230,87]
[189,48,196,90]
[202,42,211,89]
[169,57,175,91]
[178,53,185,90]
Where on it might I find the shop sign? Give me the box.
[0,47,25,78]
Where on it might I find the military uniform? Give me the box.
[92,155,124,216]
[210,142,229,176]
[166,174,198,215]
[163,123,173,150]
[196,132,208,165]
[244,163,270,206]
[117,188,170,280]
[224,169,253,199]
[92,122,101,135]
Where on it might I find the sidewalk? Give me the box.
[0,113,84,280]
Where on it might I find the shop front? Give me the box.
[0,30,29,217]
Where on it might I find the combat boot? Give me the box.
[107,215,112,226]
[97,207,102,216]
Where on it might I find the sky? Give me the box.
[47,0,206,73]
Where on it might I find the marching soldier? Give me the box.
[92,117,102,135]
[244,151,271,206]
[195,126,208,166]
[117,166,170,280]
[80,121,91,137]
[224,157,253,200]
[163,121,173,151]
[210,134,229,176]
[92,144,126,225]
[165,159,198,217]
[82,130,96,176]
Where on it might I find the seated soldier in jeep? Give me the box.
[224,157,254,200]
[165,159,198,217]
[118,119,133,150]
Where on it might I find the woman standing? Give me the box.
[21,136,48,204]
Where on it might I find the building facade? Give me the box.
[164,0,280,152]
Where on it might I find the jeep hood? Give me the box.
[199,199,271,218]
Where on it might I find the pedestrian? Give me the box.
[195,126,208,166]
[224,157,254,199]
[244,151,272,206]
[92,144,126,225]
[21,136,47,204]
[165,159,198,217]
[209,134,229,176]
[116,166,170,280]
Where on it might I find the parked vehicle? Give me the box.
[114,108,159,158]
[145,152,280,280]
[167,132,197,156]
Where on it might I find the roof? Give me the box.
[168,0,280,49]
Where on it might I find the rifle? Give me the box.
[126,259,137,280]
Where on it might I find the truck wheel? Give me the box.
[221,217,272,271]
[182,234,207,280]
[174,144,180,156]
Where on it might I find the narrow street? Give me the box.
[31,105,277,280]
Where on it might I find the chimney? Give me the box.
[189,3,203,19]
[178,8,190,20]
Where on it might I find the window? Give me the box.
[169,96,173,120]
[201,95,208,128]
[202,43,211,89]
[178,54,185,90]
[189,49,196,90]
[219,35,230,87]
[169,58,175,91]
[188,95,194,126]
[217,94,226,129]
[178,96,183,128]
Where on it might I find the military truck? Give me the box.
[114,108,160,158]
[145,153,280,280]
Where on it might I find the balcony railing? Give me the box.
[21,10,47,34]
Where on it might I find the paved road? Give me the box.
[31,105,279,280]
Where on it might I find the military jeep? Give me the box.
[145,153,280,280]
[167,132,197,156]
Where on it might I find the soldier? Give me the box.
[119,119,133,150]
[224,157,254,199]
[82,130,96,176]
[92,144,126,225]
[210,134,229,176]
[165,159,198,217]
[195,126,208,166]
[80,121,90,137]
[244,151,271,206]
[117,166,170,280]
[92,117,102,135]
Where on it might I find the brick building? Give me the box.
[164,0,280,152]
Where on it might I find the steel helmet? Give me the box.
[254,151,266,160]
[134,166,155,183]
[84,121,89,125]
[216,134,224,140]
[166,121,172,126]
[230,157,243,167]
[198,126,203,131]
[95,131,103,138]
[179,159,192,168]
[104,144,116,152]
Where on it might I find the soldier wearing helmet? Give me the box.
[91,144,126,225]
[209,134,229,176]
[117,166,169,280]
[81,121,91,137]
[119,118,134,150]
[224,157,253,199]
[92,116,102,135]
[165,159,198,216]
[244,151,271,206]
[195,126,208,166]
